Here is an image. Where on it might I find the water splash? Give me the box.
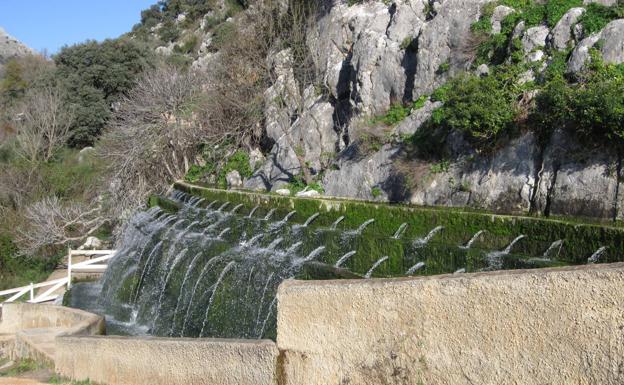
[588,246,607,264]
[414,226,444,247]
[405,261,425,275]
[334,251,356,268]
[356,219,375,233]
[303,246,326,262]
[286,241,303,254]
[486,235,526,269]
[303,213,320,227]
[543,239,563,258]
[331,216,345,230]
[264,208,276,220]
[392,223,408,239]
[248,205,259,218]
[365,256,389,278]
[267,237,284,250]
[459,230,486,249]
[231,204,244,213]
[200,261,237,337]
[453,268,466,274]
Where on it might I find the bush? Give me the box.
[578,3,624,35]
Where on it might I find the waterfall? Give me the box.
[248,205,259,218]
[356,219,375,233]
[543,240,563,258]
[459,230,486,249]
[335,251,356,268]
[588,246,607,264]
[331,216,345,230]
[405,261,425,275]
[200,261,237,337]
[303,213,320,227]
[392,223,408,239]
[414,226,444,247]
[365,256,389,278]
[180,256,222,337]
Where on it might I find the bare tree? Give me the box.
[15,196,105,256]
[98,64,215,217]
[13,85,73,163]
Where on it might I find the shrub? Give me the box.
[578,3,624,35]
[217,150,253,188]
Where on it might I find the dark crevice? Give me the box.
[613,152,622,222]
[331,49,355,150]
[543,163,559,217]
[529,146,545,214]
[385,3,398,36]
[401,32,419,103]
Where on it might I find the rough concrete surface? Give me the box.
[277,263,624,385]
[55,336,279,385]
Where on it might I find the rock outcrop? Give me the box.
[0,27,33,71]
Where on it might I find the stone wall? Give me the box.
[0,303,104,335]
[277,263,624,385]
[55,336,279,385]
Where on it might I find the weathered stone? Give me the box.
[277,263,624,385]
[522,25,549,53]
[517,69,535,84]
[78,236,103,250]
[295,189,320,198]
[323,144,400,201]
[491,5,515,34]
[0,27,33,71]
[395,100,443,137]
[548,7,585,50]
[599,19,624,65]
[275,189,290,196]
[249,148,265,170]
[526,49,544,62]
[475,63,490,76]
[567,33,601,73]
[226,170,243,188]
[583,0,618,5]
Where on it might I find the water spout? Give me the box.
[331,216,345,230]
[543,239,563,258]
[231,204,244,213]
[180,256,222,336]
[405,261,425,275]
[218,228,231,238]
[286,241,303,254]
[365,256,389,278]
[303,213,320,227]
[245,234,263,247]
[217,202,230,212]
[199,261,237,336]
[282,211,297,222]
[459,230,486,249]
[454,268,466,274]
[392,223,408,239]
[356,219,375,233]
[264,208,276,220]
[206,201,217,209]
[304,246,326,262]
[248,205,259,218]
[267,237,283,250]
[588,246,607,264]
[334,251,356,268]
[503,235,526,254]
[485,235,526,269]
[414,226,444,247]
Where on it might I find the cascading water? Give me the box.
[64,190,618,341]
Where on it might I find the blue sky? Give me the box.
[0,0,157,54]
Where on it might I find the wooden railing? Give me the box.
[0,249,116,307]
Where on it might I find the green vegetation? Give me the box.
[0,358,44,377]
[578,2,624,34]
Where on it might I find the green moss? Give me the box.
[148,195,182,213]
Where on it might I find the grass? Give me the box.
[48,374,97,384]
[0,358,43,377]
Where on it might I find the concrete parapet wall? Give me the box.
[277,263,624,385]
[55,336,279,385]
[0,303,104,335]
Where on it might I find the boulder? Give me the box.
[567,33,602,73]
[522,26,549,53]
[395,100,443,137]
[249,148,265,170]
[583,0,618,5]
[226,170,243,188]
[491,6,515,34]
[599,19,624,65]
[296,189,321,198]
[275,189,291,196]
[475,63,490,76]
[78,237,103,250]
[548,7,585,51]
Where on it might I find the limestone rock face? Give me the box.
[548,7,585,51]
[323,145,401,201]
[226,170,243,188]
[0,27,34,71]
[522,26,550,53]
[568,20,624,73]
[410,133,538,213]
[491,6,515,34]
[394,100,443,137]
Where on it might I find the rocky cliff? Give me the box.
[239,0,624,221]
[0,27,33,72]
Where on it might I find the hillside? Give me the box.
[0,26,33,71]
